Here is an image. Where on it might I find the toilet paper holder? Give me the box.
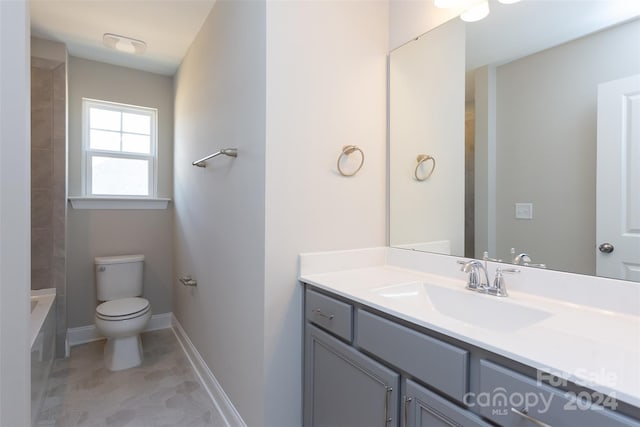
[179,275,197,287]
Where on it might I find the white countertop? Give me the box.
[299,247,640,408]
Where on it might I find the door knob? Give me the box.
[599,243,614,253]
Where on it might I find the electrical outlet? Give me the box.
[515,203,533,220]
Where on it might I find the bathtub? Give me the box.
[31,289,56,425]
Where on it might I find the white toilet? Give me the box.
[94,254,152,371]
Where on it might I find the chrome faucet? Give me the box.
[459,260,490,291]
[512,252,532,265]
[458,260,520,297]
[511,249,546,269]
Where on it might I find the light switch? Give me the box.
[515,203,533,220]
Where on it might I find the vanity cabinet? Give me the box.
[304,287,474,427]
[305,324,399,427]
[303,285,640,427]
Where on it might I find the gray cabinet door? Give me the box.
[405,379,491,427]
[305,324,399,427]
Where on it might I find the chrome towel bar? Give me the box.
[192,148,238,167]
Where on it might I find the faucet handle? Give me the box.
[488,267,519,297]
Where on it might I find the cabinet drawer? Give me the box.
[478,360,640,427]
[357,309,469,402]
[305,289,353,341]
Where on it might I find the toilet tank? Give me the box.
[95,254,145,301]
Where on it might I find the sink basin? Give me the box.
[372,282,551,332]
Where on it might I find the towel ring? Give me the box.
[414,154,435,181]
[337,145,365,177]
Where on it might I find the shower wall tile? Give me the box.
[53,147,66,191]
[53,64,66,101]
[32,227,53,269]
[31,148,53,189]
[53,136,65,151]
[31,107,53,149]
[32,57,59,70]
[33,57,67,358]
[32,267,52,290]
[32,188,53,229]
[31,67,52,102]
[53,99,65,140]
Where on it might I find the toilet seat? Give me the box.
[96,297,150,321]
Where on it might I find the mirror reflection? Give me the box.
[389,1,640,282]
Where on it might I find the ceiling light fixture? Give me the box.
[434,0,519,23]
[460,0,490,22]
[103,33,147,55]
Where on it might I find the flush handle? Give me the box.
[98,266,106,272]
[598,243,614,254]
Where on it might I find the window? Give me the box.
[82,98,157,197]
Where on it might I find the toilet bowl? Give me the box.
[95,297,151,371]
[94,254,151,371]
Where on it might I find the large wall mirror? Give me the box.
[389,1,640,282]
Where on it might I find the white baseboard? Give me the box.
[67,312,173,347]
[171,314,246,427]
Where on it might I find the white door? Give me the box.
[596,74,640,281]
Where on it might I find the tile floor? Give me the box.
[35,329,227,427]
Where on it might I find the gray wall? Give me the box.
[67,57,174,328]
[173,1,388,425]
[495,19,640,274]
[173,1,267,425]
[67,57,173,197]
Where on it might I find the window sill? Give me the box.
[68,197,171,210]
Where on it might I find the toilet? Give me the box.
[94,254,151,371]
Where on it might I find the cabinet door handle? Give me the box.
[384,386,393,425]
[511,407,552,427]
[312,309,334,320]
[403,396,412,427]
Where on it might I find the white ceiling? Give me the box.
[465,0,640,71]
[30,0,215,76]
[30,0,640,77]
[462,0,640,100]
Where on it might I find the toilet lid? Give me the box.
[96,297,150,319]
